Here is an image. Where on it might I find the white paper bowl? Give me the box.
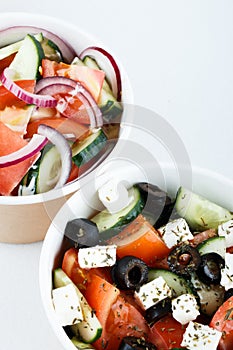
[0,12,133,243]
[39,159,233,350]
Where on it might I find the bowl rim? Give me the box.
[0,11,134,205]
[39,162,233,350]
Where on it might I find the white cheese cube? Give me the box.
[172,293,200,325]
[134,276,172,310]
[181,321,222,350]
[78,245,117,269]
[98,179,131,214]
[218,220,233,248]
[52,284,83,327]
[158,218,193,249]
[220,252,233,290]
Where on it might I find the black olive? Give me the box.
[136,182,176,228]
[111,256,148,290]
[119,336,157,350]
[167,244,201,277]
[145,297,172,327]
[224,288,233,301]
[64,218,100,247]
[196,253,225,285]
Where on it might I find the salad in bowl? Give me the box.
[39,161,233,350]
[0,12,132,243]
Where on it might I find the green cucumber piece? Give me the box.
[71,338,94,349]
[72,129,107,167]
[36,144,62,194]
[175,187,233,231]
[148,269,193,297]
[91,186,145,232]
[9,33,45,80]
[53,269,102,344]
[19,144,62,195]
[41,37,63,62]
[0,33,43,60]
[197,236,226,258]
[190,273,225,316]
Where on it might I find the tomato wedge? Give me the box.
[148,314,186,349]
[0,80,36,110]
[41,59,105,102]
[26,117,89,140]
[0,53,16,74]
[108,214,170,266]
[210,296,233,350]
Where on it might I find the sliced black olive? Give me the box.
[167,244,201,277]
[224,288,233,301]
[119,336,157,350]
[145,297,172,327]
[111,256,148,290]
[64,218,100,247]
[196,252,225,285]
[136,182,175,228]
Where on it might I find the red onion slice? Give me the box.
[0,134,47,168]
[80,46,122,101]
[35,76,103,129]
[0,68,57,108]
[0,26,76,63]
[37,124,72,189]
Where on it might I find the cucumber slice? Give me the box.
[148,269,193,297]
[41,37,63,62]
[175,187,233,231]
[190,273,225,316]
[53,269,102,344]
[37,144,62,193]
[72,129,107,167]
[71,338,94,349]
[197,236,226,258]
[0,33,43,60]
[9,33,45,80]
[91,186,145,232]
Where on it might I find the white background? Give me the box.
[0,1,232,350]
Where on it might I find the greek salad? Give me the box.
[52,179,233,350]
[0,26,122,196]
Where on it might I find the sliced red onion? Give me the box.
[0,26,76,63]
[80,46,122,101]
[0,68,57,108]
[37,124,72,189]
[0,134,47,168]
[35,76,103,129]
[35,76,77,94]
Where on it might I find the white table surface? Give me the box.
[0,1,232,349]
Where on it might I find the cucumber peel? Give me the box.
[175,187,233,231]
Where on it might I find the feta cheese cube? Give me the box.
[220,252,233,290]
[134,276,172,310]
[158,218,193,249]
[172,293,200,325]
[181,321,222,350]
[52,284,83,327]
[78,245,116,269]
[98,179,131,214]
[218,220,233,248]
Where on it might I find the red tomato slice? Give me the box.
[26,117,89,140]
[210,296,233,350]
[108,214,170,266]
[0,80,36,110]
[93,295,149,350]
[0,121,38,195]
[148,314,186,349]
[41,59,105,102]
[0,53,16,74]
